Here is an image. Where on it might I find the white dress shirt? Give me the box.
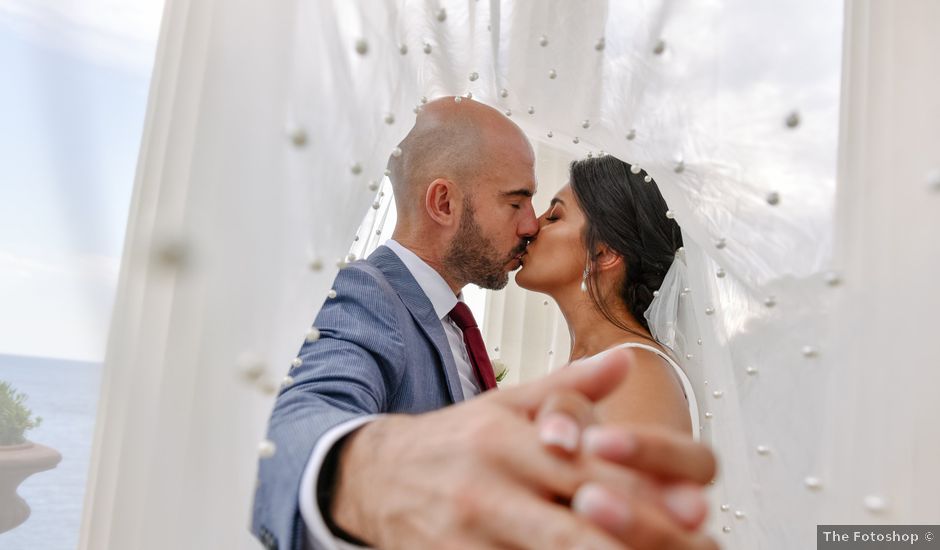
[300,240,481,549]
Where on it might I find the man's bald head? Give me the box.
[387,97,532,221]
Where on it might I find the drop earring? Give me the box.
[580,264,590,292]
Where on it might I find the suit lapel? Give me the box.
[368,246,464,404]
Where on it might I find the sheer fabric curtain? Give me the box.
[80,1,938,549]
[818,0,940,526]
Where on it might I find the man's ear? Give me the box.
[594,244,623,272]
[425,178,459,227]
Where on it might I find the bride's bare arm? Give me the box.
[594,349,693,436]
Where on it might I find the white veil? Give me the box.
[79,1,939,549]
[645,241,763,547]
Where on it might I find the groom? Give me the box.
[252,97,718,550]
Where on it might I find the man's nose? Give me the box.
[519,206,539,238]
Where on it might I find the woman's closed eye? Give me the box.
[543,205,560,222]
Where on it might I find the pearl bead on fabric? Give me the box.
[289,128,307,147]
[259,440,276,458]
[354,39,368,55]
[785,111,801,128]
[863,495,887,513]
[927,169,940,192]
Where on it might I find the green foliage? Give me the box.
[0,381,42,446]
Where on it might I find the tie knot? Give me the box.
[448,302,477,330]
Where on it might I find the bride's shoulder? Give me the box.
[606,341,686,387]
[607,341,676,365]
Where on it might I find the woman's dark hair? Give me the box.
[569,155,682,336]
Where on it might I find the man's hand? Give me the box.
[535,352,718,549]
[329,349,717,549]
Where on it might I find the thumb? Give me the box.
[490,348,634,415]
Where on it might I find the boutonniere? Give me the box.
[492,360,509,383]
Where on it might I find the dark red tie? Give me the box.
[448,302,497,391]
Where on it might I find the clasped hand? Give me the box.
[332,349,719,550]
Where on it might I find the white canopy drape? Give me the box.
[81,1,939,549]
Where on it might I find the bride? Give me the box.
[515,155,697,437]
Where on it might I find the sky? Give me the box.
[0,0,164,362]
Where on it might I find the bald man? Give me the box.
[252,98,718,550]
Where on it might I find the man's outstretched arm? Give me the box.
[326,349,718,550]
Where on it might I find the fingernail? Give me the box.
[583,427,638,459]
[663,485,705,525]
[573,483,631,528]
[539,413,580,452]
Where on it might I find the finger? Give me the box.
[484,419,657,512]
[479,483,631,550]
[536,390,597,454]
[573,483,719,550]
[492,348,635,414]
[435,540,514,550]
[583,426,717,485]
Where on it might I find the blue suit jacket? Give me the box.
[251,245,467,549]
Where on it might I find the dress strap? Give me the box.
[609,343,701,441]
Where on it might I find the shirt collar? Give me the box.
[385,239,460,320]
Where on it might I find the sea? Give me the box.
[0,354,102,550]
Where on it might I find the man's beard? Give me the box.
[444,199,526,290]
